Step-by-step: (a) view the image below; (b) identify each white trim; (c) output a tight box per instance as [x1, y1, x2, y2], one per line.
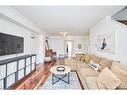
[0, 6, 44, 34]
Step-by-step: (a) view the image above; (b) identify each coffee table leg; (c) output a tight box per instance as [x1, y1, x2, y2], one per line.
[68, 73, 70, 84]
[52, 73, 61, 85]
[52, 73, 70, 85]
[52, 73, 54, 85]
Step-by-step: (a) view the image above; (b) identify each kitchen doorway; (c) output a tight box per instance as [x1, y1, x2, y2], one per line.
[64, 40, 74, 58]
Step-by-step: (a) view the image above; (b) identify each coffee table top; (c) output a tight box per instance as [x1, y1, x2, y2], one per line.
[50, 65, 71, 75]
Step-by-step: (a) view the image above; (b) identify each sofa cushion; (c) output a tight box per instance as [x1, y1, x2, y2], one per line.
[65, 59, 80, 66]
[69, 65, 77, 70]
[90, 55, 102, 63]
[86, 77, 99, 89]
[80, 68, 100, 78]
[77, 63, 89, 70]
[84, 54, 92, 63]
[96, 67, 121, 89]
[111, 62, 127, 89]
[111, 61, 127, 72]
[65, 59, 75, 64]
[75, 54, 82, 61]
[98, 58, 112, 71]
[80, 55, 86, 61]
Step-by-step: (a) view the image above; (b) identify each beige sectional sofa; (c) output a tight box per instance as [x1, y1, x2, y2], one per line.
[65, 54, 127, 89]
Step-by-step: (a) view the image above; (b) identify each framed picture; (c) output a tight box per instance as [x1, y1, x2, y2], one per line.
[78, 44, 82, 50]
[97, 32, 115, 53]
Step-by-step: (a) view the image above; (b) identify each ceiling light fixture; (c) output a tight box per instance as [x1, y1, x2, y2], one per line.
[59, 32, 67, 37]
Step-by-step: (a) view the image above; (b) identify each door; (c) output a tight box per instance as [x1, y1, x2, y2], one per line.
[64, 40, 74, 58]
[30, 34, 36, 54]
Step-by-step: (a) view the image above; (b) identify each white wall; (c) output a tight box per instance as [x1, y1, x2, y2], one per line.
[90, 17, 127, 64]
[36, 34, 45, 64]
[49, 38, 64, 57]
[0, 16, 31, 60]
[0, 7, 45, 64]
[0, 6, 42, 34]
[0, 15, 44, 63]
[74, 38, 89, 54]
[48, 35, 89, 57]
[119, 22, 127, 64]
[0, 9, 45, 89]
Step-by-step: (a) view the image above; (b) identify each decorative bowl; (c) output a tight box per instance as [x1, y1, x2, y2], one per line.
[56, 66, 65, 72]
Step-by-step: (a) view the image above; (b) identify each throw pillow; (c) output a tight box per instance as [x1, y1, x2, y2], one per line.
[84, 54, 92, 63]
[111, 62, 127, 89]
[98, 58, 112, 71]
[90, 55, 102, 63]
[89, 61, 100, 71]
[75, 54, 82, 61]
[96, 67, 121, 89]
[80, 55, 86, 61]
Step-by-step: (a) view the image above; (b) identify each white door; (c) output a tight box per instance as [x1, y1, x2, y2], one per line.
[30, 34, 36, 54]
[64, 40, 74, 58]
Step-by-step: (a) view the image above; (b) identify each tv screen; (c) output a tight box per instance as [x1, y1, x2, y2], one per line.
[0, 33, 24, 56]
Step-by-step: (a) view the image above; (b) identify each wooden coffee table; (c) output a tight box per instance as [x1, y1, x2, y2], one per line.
[50, 65, 71, 85]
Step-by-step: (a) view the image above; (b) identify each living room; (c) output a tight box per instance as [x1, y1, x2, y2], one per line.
[0, 4, 127, 93]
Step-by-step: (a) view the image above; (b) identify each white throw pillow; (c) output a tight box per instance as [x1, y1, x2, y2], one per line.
[89, 61, 100, 72]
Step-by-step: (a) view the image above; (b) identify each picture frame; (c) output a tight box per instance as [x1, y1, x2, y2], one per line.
[78, 44, 82, 50]
[97, 32, 116, 53]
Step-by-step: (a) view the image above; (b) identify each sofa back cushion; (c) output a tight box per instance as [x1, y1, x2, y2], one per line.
[98, 58, 112, 71]
[80, 55, 86, 61]
[111, 62, 127, 89]
[96, 67, 121, 89]
[75, 54, 82, 61]
[90, 55, 102, 63]
[84, 54, 92, 63]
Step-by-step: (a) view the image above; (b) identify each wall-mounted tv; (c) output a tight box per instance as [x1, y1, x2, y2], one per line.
[0, 33, 24, 56]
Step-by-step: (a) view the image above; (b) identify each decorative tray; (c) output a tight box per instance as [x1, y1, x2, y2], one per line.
[56, 66, 65, 72]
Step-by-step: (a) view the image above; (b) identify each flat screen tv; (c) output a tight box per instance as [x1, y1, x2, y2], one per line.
[0, 33, 24, 56]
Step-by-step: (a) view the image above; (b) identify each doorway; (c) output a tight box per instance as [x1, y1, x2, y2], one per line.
[64, 40, 74, 58]
[30, 35, 36, 54]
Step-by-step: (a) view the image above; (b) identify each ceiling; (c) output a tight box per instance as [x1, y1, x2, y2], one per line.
[13, 6, 124, 36]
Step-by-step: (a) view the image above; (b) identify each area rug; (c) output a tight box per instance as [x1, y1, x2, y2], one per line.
[39, 72, 81, 90]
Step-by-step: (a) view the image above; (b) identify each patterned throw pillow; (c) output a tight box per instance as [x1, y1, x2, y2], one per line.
[80, 55, 86, 61]
[84, 54, 92, 63]
[89, 61, 100, 71]
[75, 54, 82, 61]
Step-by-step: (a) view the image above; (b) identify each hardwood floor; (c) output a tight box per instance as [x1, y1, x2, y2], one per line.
[11, 60, 56, 90]
[11, 58, 84, 90]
